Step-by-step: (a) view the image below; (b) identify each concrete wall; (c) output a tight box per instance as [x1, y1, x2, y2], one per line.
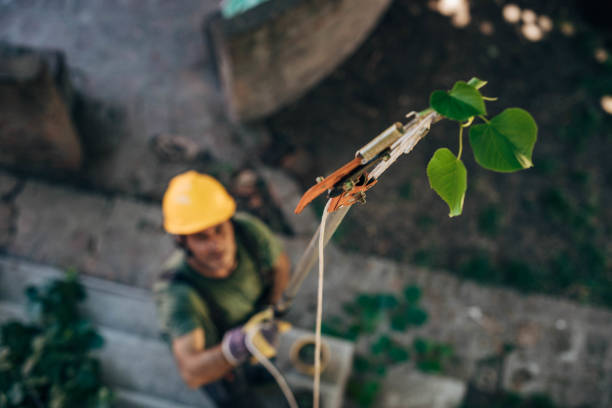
[210, 0, 392, 120]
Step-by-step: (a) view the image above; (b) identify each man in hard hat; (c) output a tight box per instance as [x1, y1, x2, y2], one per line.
[154, 170, 290, 407]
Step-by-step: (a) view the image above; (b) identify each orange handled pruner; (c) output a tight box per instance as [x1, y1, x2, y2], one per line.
[294, 111, 441, 214]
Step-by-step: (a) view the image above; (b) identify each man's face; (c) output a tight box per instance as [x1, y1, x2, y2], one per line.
[184, 220, 237, 278]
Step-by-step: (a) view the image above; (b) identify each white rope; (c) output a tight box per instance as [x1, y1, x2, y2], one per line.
[314, 199, 331, 408]
[244, 328, 298, 408]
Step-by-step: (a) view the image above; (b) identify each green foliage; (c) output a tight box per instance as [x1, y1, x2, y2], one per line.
[430, 81, 487, 121]
[461, 390, 563, 408]
[0, 272, 113, 408]
[477, 205, 501, 236]
[398, 181, 412, 200]
[427, 148, 467, 217]
[412, 249, 437, 267]
[413, 337, 453, 373]
[427, 79, 538, 216]
[347, 378, 381, 408]
[469, 108, 537, 172]
[323, 285, 452, 407]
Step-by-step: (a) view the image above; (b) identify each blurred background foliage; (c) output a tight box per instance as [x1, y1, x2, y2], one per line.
[0, 272, 112, 408]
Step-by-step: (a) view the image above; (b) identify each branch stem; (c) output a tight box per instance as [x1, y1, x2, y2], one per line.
[478, 115, 490, 124]
[457, 124, 464, 160]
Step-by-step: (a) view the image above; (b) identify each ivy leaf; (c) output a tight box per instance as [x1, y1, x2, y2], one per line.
[376, 294, 399, 309]
[430, 81, 486, 121]
[469, 108, 538, 172]
[390, 313, 408, 332]
[406, 306, 428, 326]
[426, 148, 467, 217]
[371, 335, 392, 355]
[403, 286, 422, 303]
[388, 345, 410, 363]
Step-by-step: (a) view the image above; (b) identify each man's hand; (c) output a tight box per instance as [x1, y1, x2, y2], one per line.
[221, 308, 290, 366]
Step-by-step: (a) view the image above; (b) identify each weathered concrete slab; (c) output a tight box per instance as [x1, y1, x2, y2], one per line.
[11, 181, 174, 287]
[114, 388, 204, 408]
[0, 257, 160, 338]
[381, 368, 466, 408]
[96, 328, 215, 407]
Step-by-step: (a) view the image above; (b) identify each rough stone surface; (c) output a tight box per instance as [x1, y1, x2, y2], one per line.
[0, 0, 245, 198]
[209, 0, 392, 120]
[282, 236, 612, 408]
[0, 171, 19, 197]
[381, 368, 466, 408]
[0, 44, 82, 171]
[259, 165, 318, 236]
[11, 181, 174, 287]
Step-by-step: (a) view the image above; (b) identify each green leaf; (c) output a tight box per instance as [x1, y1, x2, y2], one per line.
[406, 306, 428, 326]
[426, 148, 467, 217]
[388, 346, 410, 363]
[390, 313, 407, 331]
[469, 108, 538, 172]
[347, 379, 381, 408]
[467, 77, 487, 89]
[413, 338, 430, 355]
[403, 286, 422, 303]
[376, 294, 399, 309]
[371, 335, 392, 355]
[430, 81, 486, 121]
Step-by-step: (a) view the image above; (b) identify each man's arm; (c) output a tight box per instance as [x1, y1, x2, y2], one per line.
[268, 252, 291, 304]
[172, 328, 234, 388]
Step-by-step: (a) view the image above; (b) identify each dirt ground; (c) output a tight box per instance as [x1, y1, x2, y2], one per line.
[260, 0, 612, 306]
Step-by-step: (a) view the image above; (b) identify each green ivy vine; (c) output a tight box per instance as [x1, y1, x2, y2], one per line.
[322, 286, 453, 408]
[0, 271, 112, 408]
[424, 78, 538, 217]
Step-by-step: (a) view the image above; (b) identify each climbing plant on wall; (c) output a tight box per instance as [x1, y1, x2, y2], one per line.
[0, 271, 113, 408]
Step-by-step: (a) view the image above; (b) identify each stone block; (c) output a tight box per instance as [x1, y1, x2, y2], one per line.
[11, 181, 174, 287]
[208, 0, 392, 120]
[0, 43, 82, 171]
[96, 198, 175, 288]
[380, 368, 466, 408]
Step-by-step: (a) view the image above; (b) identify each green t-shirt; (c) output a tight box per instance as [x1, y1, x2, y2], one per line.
[154, 212, 283, 347]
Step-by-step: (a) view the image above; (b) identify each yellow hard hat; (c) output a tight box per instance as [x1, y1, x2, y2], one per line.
[162, 171, 236, 235]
